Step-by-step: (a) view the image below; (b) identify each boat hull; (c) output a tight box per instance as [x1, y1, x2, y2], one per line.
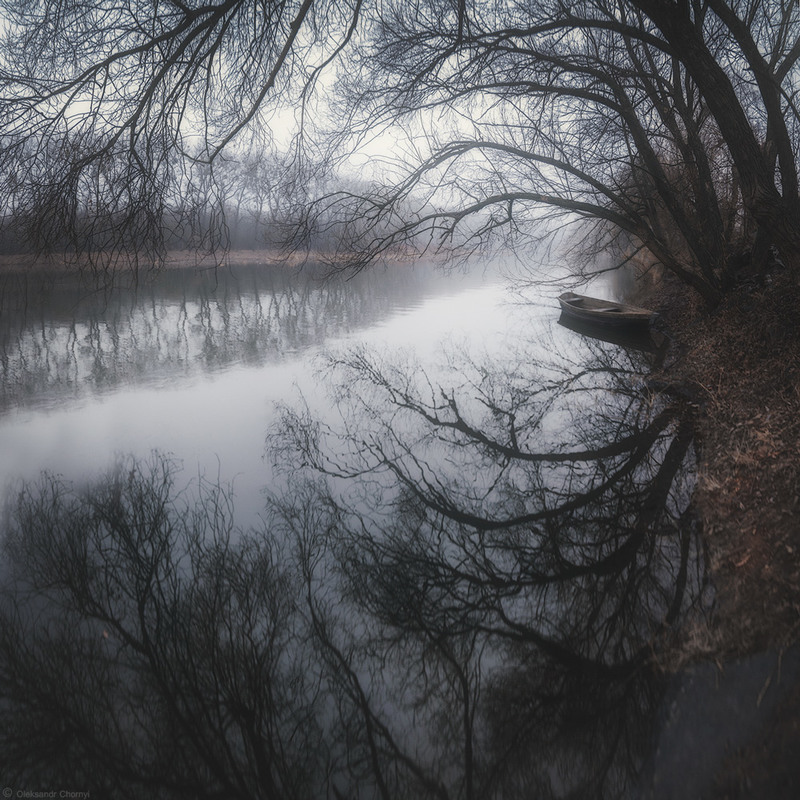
[558, 292, 656, 328]
[557, 316, 665, 353]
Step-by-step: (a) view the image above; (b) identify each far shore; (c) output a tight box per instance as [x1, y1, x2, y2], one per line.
[0, 247, 433, 277]
[0, 248, 324, 274]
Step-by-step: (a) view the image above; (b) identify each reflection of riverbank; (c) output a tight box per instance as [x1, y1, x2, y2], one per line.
[0, 260, 489, 414]
[639, 646, 800, 799]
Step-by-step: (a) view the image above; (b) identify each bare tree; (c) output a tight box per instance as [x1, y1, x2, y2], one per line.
[1, 1, 797, 299]
[0, 0, 363, 275]
[0, 453, 327, 798]
[298, 0, 800, 303]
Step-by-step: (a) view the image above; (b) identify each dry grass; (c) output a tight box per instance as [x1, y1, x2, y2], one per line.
[639, 270, 800, 796]
[649, 269, 800, 661]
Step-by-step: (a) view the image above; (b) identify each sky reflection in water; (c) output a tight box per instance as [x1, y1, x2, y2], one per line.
[0, 261, 707, 798]
[0, 262, 514, 520]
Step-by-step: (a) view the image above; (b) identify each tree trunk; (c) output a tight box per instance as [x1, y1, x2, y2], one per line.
[637, 0, 800, 275]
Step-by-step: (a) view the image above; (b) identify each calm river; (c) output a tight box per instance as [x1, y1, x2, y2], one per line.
[0, 261, 524, 521]
[0, 259, 707, 799]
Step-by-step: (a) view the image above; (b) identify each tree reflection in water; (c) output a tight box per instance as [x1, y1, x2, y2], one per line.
[270, 338, 704, 798]
[0, 335, 707, 799]
[0, 262, 478, 413]
[0, 454, 325, 798]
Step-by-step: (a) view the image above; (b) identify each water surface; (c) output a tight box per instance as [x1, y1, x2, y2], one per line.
[0, 260, 706, 798]
[0, 261, 511, 519]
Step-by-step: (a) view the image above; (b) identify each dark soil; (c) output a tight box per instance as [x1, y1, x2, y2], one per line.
[642, 267, 800, 797]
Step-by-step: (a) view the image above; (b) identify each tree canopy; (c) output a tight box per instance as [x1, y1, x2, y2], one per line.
[1, 0, 799, 301]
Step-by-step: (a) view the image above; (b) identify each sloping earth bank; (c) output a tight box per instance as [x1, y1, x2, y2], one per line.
[639, 267, 800, 798]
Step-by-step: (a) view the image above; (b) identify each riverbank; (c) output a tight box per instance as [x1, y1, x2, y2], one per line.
[0, 247, 419, 277]
[642, 267, 800, 797]
[0, 248, 311, 275]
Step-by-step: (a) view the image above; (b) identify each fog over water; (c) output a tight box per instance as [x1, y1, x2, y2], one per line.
[0, 261, 524, 522]
[0, 259, 708, 798]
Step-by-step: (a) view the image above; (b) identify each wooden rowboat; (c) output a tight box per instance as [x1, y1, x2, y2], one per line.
[558, 291, 657, 328]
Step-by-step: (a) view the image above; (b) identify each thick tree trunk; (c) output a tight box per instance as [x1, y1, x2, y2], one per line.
[636, 0, 800, 275]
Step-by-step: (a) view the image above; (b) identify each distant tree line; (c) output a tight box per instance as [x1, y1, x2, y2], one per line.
[0, 1, 798, 296]
[0, 150, 288, 256]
